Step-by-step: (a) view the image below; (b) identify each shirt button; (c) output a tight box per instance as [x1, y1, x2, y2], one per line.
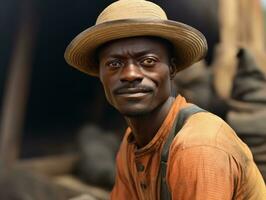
[136, 163, 145, 172]
[140, 182, 147, 190]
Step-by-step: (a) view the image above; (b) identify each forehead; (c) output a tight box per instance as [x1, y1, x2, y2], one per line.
[98, 36, 171, 58]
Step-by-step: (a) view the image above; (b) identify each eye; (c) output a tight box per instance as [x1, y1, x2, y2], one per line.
[140, 57, 157, 67]
[106, 60, 123, 69]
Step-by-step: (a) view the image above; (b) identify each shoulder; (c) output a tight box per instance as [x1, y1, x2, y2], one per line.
[167, 111, 266, 198]
[167, 136, 239, 199]
[170, 111, 253, 165]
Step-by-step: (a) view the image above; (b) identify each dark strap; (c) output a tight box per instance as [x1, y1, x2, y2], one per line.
[160, 105, 206, 200]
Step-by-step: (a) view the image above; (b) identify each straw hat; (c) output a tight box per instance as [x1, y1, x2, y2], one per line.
[64, 0, 208, 76]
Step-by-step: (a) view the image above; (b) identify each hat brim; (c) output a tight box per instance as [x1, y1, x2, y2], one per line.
[64, 19, 208, 76]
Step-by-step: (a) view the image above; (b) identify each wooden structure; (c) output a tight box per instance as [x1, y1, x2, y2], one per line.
[0, 0, 36, 167]
[213, 0, 266, 99]
[0, 0, 109, 199]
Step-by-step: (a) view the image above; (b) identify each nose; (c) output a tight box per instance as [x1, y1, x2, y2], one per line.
[120, 62, 143, 83]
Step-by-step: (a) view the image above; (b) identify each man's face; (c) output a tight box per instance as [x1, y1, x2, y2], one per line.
[98, 37, 175, 117]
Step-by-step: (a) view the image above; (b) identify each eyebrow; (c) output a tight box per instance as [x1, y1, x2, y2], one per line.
[106, 50, 157, 59]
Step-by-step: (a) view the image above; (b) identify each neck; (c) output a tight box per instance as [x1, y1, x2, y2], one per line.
[125, 96, 175, 148]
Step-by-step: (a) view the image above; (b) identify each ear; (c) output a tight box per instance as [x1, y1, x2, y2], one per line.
[169, 58, 178, 80]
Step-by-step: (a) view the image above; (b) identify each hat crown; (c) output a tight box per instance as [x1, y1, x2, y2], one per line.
[96, 0, 168, 25]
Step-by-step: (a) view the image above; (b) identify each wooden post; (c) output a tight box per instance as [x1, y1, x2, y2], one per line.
[0, 0, 37, 167]
[212, 0, 239, 99]
[245, 0, 265, 52]
[245, 0, 266, 75]
[212, 0, 266, 99]
[236, 0, 266, 74]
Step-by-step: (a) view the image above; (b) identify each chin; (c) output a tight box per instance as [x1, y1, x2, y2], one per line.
[118, 106, 152, 118]
[122, 110, 150, 118]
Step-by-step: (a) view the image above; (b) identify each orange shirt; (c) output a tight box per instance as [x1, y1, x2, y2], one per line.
[111, 95, 266, 200]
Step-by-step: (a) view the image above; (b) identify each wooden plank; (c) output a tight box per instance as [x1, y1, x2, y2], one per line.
[17, 153, 80, 177]
[0, 164, 80, 199]
[212, 0, 239, 99]
[212, 0, 266, 99]
[54, 175, 109, 200]
[0, 0, 37, 167]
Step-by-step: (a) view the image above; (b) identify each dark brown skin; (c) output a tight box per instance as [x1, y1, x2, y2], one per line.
[98, 37, 177, 147]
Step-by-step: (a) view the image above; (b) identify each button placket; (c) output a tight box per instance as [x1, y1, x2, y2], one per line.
[140, 181, 147, 190]
[136, 162, 145, 172]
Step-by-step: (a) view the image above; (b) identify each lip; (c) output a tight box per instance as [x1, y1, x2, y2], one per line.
[115, 87, 153, 95]
[117, 92, 151, 98]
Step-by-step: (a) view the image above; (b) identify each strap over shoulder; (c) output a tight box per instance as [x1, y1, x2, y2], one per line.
[160, 104, 206, 200]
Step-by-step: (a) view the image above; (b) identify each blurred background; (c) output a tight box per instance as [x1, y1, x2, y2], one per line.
[0, 0, 266, 199]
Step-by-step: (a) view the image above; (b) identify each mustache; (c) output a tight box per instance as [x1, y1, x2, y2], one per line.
[114, 85, 153, 95]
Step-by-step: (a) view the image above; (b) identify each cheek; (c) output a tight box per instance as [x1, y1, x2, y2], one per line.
[155, 70, 172, 99]
[99, 65, 122, 107]
[152, 66, 171, 90]
[99, 73, 113, 104]
[102, 81, 113, 103]
[100, 78, 120, 109]
[160, 76, 172, 96]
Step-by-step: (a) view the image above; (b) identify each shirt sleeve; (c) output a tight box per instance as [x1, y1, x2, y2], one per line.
[167, 146, 238, 200]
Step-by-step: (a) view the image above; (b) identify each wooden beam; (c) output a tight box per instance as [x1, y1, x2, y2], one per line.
[213, 0, 266, 99]
[17, 153, 80, 177]
[212, 0, 239, 99]
[0, 0, 37, 167]
[55, 175, 109, 200]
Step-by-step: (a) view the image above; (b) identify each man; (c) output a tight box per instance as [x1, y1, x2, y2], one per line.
[65, 0, 265, 199]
